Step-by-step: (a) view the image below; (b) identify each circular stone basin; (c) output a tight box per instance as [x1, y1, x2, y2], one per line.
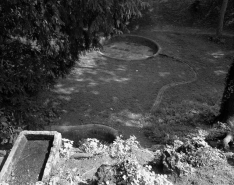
[46, 124, 119, 146]
[100, 35, 160, 60]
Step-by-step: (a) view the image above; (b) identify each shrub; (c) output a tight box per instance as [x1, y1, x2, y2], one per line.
[161, 136, 226, 176]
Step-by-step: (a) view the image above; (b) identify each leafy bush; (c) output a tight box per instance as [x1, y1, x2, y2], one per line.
[96, 159, 172, 185]
[0, 107, 27, 145]
[35, 135, 229, 185]
[161, 136, 226, 176]
[79, 138, 109, 155]
[80, 136, 173, 185]
[0, 0, 74, 107]
[59, 138, 74, 159]
[36, 136, 173, 185]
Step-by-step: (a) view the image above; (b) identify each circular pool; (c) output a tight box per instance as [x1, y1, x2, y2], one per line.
[100, 35, 160, 61]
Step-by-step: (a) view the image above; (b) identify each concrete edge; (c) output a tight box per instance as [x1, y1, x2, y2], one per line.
[42, 131, 62, 182]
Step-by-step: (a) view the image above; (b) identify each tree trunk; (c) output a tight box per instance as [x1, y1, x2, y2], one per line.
[216, 0, 229, 38]
[217, 60, 234, 149]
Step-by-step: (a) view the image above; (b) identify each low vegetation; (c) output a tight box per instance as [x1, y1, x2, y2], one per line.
[31, 134, 233, 185]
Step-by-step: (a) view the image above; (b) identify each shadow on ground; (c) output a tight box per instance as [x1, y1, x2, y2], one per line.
[41, 30, 234, 147]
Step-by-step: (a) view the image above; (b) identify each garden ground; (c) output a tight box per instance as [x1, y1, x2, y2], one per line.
[40, 27, 234, 146]
[36, 1, 234, 183]
[37, 26, 234, 184]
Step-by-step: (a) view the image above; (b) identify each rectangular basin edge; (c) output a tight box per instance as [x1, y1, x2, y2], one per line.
[0, 131, 62, 184]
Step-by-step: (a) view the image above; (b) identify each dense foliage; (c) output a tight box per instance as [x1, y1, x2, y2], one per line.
[0, 0, 148, 129]
[1, 1, 67, 104]
[202, 0, 234, 26]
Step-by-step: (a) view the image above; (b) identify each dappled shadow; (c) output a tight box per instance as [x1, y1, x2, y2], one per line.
[46, 49, 192, 147]
[51, 50, 192, 127]
[42, 31, 234, 148]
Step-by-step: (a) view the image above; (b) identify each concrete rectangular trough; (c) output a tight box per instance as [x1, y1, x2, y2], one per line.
[0, 131, 61, 184]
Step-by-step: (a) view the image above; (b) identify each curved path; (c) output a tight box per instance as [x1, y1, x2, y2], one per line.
[151, 53, 198, 112]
